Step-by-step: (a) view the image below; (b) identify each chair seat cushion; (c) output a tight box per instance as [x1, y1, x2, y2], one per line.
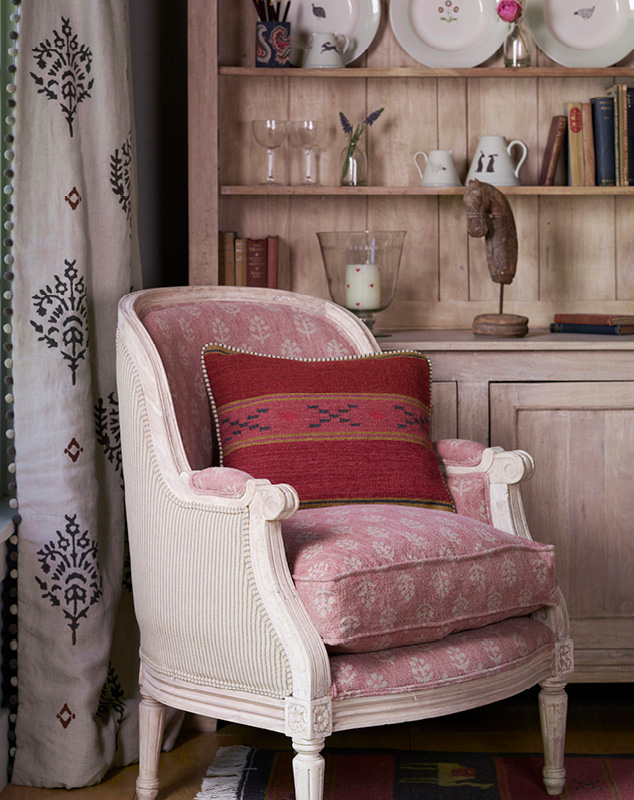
[329, 617, 554, 698]
[282, 505, 558, 653]
[201, 345, 455, 512]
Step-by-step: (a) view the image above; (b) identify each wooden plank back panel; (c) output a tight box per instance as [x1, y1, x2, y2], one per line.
[539, 196, 616, 301]
[196, 0, 634, 327]
[615, 195, 634, 300]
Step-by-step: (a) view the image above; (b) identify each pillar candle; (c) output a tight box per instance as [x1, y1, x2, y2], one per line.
[345, 263, 381, 310]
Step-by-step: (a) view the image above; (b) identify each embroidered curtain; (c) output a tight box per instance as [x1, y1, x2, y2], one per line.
[10, 1, 146, 786]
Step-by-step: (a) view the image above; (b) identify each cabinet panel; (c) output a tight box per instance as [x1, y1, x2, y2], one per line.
[490, 381, 634, 681]
[431, 381, 457, 442]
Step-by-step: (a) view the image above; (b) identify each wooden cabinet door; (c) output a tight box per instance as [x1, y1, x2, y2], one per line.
[431, 381, 458, 442]
[490, 381, 634, 682]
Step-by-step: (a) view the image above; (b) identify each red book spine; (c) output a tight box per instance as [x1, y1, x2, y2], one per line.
[246, 238, 267, 287]
[539, 115, 567, 186]
[553, 313, 634, 325]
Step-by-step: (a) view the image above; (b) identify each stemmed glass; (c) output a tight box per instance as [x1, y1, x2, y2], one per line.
[252, 119, 289, 185]
[290, 120, 326, 185]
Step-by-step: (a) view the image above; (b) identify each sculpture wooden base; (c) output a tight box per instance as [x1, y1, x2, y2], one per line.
[472, 313, 529, 338]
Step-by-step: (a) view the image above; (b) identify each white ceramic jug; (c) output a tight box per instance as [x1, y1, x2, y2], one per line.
[302, 32, 351, 68]
[465, 135, 528, 186]
[413, 149, 461, 186]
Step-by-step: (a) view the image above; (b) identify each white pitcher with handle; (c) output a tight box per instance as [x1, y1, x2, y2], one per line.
[465, 135, 528, 186]
[413, 149, 461, 186]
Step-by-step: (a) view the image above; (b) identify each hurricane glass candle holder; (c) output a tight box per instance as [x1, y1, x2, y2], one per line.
[316, 230, 406, 333]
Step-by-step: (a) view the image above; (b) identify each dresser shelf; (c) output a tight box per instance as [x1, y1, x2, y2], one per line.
[221, 185, 634, 196]
[220, 66, 634, 79]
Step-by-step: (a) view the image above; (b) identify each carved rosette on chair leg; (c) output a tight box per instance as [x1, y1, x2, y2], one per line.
[286, 696, 332, 800]
[538, 679, 569, 795]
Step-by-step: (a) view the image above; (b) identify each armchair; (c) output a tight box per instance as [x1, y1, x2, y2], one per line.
[116, 286, 573, 800]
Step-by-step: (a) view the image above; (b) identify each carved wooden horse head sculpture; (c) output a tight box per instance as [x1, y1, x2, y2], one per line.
[464, 179, 518, 286]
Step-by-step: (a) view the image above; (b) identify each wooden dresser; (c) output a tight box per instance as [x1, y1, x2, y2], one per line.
[188, 0, 634, 681]
[382, 329, 634, 683]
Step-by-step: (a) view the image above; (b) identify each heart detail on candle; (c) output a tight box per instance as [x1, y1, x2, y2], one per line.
[370, 284, 374, 288]
[356, 303, 361, 307]
[356, 268, 360, 272]
[346, 284, 350, 288]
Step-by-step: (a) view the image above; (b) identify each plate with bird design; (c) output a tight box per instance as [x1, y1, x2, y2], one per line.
[389, 0, 508, 67]
[287, 0, 381, 66]
[526, 0, 634, 66]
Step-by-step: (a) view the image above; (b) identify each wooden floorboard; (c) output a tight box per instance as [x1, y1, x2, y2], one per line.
[1, 684, 632, 799]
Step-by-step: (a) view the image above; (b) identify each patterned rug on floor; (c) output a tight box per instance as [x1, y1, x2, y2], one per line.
[196, 745, 634, 800]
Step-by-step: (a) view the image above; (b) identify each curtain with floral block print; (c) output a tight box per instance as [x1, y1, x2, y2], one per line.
[10, 1, 146, 787]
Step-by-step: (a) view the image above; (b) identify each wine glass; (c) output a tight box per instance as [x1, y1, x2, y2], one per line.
[290, 120, 326, 185]
[252, 119, 289, 185]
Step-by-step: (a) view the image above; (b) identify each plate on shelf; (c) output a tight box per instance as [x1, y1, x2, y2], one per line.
[525, 0, 634, 67]
[389, 0, 507, 68]
[287, 0, 381, 67]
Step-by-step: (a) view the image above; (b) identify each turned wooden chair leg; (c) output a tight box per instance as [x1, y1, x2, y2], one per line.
[292, 738, 326, 800]
[539, 679, 568, 796]
[136, 694, 167, 800]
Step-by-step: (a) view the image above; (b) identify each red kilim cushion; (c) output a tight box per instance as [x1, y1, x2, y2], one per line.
[201, 345, 455, 511]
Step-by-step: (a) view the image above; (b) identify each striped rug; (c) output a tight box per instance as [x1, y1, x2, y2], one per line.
[197, 745, 634, 799]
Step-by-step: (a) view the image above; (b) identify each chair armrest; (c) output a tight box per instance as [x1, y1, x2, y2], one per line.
[436, 440, 573, 674]
[188, 467, 253, 499]
[117, 332, 331, 710]
[434, 438, 535, 540]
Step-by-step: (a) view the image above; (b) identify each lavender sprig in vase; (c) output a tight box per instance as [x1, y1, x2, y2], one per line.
[339, 107, 384, 186]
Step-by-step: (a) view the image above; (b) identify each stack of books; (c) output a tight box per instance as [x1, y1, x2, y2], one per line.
[539, 84, 634, 187]
[218, 231, 279, 288]
[550, 313, 634, 335]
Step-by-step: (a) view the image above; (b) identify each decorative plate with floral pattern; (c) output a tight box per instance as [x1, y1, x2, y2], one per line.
[389, 0, 507, 67]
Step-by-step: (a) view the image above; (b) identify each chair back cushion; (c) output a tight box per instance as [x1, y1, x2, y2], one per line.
[140, 298, 364, 469]
[282, 504, 558, 653]
[202, 345, 455, 512]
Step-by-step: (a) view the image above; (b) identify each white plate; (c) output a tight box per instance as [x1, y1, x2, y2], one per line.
[526, 0, 634, 67]
[389, 0, 507, 68]
[288, 0, 381, 67]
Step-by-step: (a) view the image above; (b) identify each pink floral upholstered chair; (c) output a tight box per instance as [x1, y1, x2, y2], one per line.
[116, 286, 573, 800]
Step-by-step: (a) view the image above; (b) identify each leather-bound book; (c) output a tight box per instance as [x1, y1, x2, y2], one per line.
[591, 96, 616, 186]
[246, 238, 268, 287]
[539, 115, 567, 186]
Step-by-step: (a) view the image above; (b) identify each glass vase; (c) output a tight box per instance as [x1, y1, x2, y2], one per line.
[340, 141, 367, 186]
[503, 17, 531, 68]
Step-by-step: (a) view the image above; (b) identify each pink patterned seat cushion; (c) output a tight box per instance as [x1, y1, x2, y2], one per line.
[330, 617, 554, 698]
[282, 505, 558, 653]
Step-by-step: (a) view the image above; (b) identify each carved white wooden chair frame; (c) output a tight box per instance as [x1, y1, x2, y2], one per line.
[116, 286, 573, 800]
